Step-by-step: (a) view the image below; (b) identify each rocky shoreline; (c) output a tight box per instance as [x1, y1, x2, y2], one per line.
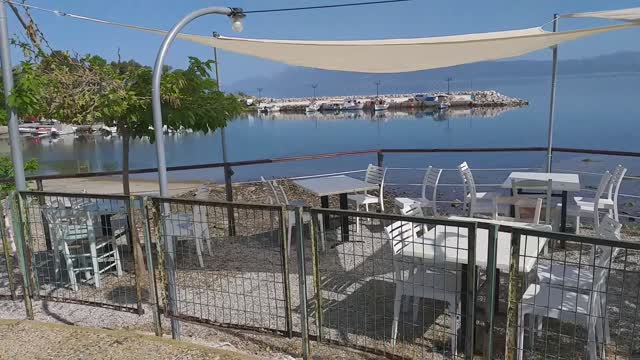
[257, 90, 528, 113]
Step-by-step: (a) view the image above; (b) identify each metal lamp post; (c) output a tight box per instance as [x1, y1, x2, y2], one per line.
[545, 14, 559, 172]
[150, 6, 245, 340]
[0, 3, 26, 190]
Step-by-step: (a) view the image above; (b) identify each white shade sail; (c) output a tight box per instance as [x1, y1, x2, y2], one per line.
[563, 8, 640, 22]
[70, 7, 640, 73]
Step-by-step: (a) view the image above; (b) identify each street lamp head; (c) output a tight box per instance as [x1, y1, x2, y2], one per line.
[229, 8, 246, 32]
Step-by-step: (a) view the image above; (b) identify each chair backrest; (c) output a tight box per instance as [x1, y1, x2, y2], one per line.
[511, 178, 553, 225]
[457, 162, 477, 214]
[195, 185, 209, 201]
[45, 209, 95, 246]
[607, 165, 627, 204]
[593, 171, 613, 229]
[364, 164, 387, 208]
[597, 214, 622, 240]
[385, 218, 422, 255]
[261, 176, 289, 205]
[364, 164, 385, 186]
[421, 166, 442, 215]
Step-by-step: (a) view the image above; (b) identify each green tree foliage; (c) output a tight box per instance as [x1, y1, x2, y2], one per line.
[0, 157, 38, 196]
[1, 40, 243, 194]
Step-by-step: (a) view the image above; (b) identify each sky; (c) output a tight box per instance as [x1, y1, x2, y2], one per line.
[6, 0, 640, 86]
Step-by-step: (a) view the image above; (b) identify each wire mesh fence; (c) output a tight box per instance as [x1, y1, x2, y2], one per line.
[16, 191, 144, 312]
[150, 197, 292, 335]
[306, 207, 478, 359]
[4, 189, 640, 359]
[508, 225, 640, 360]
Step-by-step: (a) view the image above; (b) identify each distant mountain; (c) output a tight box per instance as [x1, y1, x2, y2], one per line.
[228, 51, 640, 98]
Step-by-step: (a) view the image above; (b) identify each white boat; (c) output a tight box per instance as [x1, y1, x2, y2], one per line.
[305, 102, 320, 112]
[416, 94, 450, 108]
[258, 103, 281, 113]
[99, 125, 118, 136]
[341, 99, 364, 111]
[374, 99, 390, 111]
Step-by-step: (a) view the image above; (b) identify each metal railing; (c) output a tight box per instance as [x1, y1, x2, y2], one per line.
[2, 191, 640, 359]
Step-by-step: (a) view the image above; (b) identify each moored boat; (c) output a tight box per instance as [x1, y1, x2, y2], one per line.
[305, 102, 320, 112]
[342, 99, 364, 111]
[374, 98, 390, 111]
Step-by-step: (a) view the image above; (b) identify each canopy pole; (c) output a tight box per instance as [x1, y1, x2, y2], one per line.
[545, 14, 559, 172]
[0, 3, 26, 190]
[150, 6, 242, 340]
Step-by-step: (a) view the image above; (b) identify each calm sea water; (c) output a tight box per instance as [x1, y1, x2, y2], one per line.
[3, 73, 640, 192]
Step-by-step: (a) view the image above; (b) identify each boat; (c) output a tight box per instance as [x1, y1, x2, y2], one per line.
[305, 102, 320, 113]
[320, 103, 342, 112]
[374, 98, 390, 111]
[341, 99, 364, 111]
[257, 103, 281, 113]
[415, 94, 450, 108]
[99, 125, 118, 136]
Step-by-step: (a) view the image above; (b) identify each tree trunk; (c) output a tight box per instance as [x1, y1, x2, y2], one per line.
[120, 124, 148, 311]
[121, 125, 131, 196]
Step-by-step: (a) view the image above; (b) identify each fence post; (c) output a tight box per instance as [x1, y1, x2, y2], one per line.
[17, 192, 38, 300]
[159, 200, 181, 339]
[465, 223, 477, 359]
[147, 199, 167, 314]
[377, 151, 384, 168]
[295, 207, 310, 359]
[310, 211, 323, 342]
[505, 229, 522, 360]
[484, 224, 499, 359]
[9, 192, 33, 319]
[0, 201, 15, 300]
[128, 196, 147, 315]
[141, 197, 163, 336]
[278, 206, 293, 338]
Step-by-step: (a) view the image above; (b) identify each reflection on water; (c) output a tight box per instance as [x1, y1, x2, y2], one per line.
[2, 74, 640, 182]
[247, 106, 522, 122]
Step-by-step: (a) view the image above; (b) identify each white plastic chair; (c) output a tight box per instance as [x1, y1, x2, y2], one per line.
[46, 209, 123, 291]
[457, 162, 497, 218]
[348, 164, 386, 233]
[387, 205, 462, 354]
[394, 166, 442, 216]
[565, 171, 612, 234]
[573, 165, 627, 221]
[520, 215, 621, 360]
[493, 179, 552, 249]
[163, 185, 211, 268]
[261, 177, 318, 254]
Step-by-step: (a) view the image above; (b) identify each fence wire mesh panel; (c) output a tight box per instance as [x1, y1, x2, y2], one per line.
[505, 227, 640, 360]
[19, 191, 141, 311]
[153, 197, 291, 334]
[307, 207, 477, 359]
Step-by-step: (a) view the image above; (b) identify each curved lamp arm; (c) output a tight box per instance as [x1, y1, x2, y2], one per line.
[151, 7, 241, 196]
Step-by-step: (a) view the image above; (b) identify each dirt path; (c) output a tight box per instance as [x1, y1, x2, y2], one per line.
[0, 319, 255, 360]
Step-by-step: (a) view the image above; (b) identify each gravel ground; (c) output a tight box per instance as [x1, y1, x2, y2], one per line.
[0, 319, 254, 360]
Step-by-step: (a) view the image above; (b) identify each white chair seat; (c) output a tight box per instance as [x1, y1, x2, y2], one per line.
[563, 202, 595, 216]
[466, 192, 496, 201]
[522, 284, 593, 320]
[163, 213, 195, 237]
[396, 268, 461, 299]
[394, 197, 433, 211]
[348, 193, 379, 206]
[574, 197, 614, 209]
[536, 263, 594, 291]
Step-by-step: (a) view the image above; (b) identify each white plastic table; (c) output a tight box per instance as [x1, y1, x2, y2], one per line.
[407, 216, 550, 350]
[294, 175, 378, 241]
[502, 172, 580, 232]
